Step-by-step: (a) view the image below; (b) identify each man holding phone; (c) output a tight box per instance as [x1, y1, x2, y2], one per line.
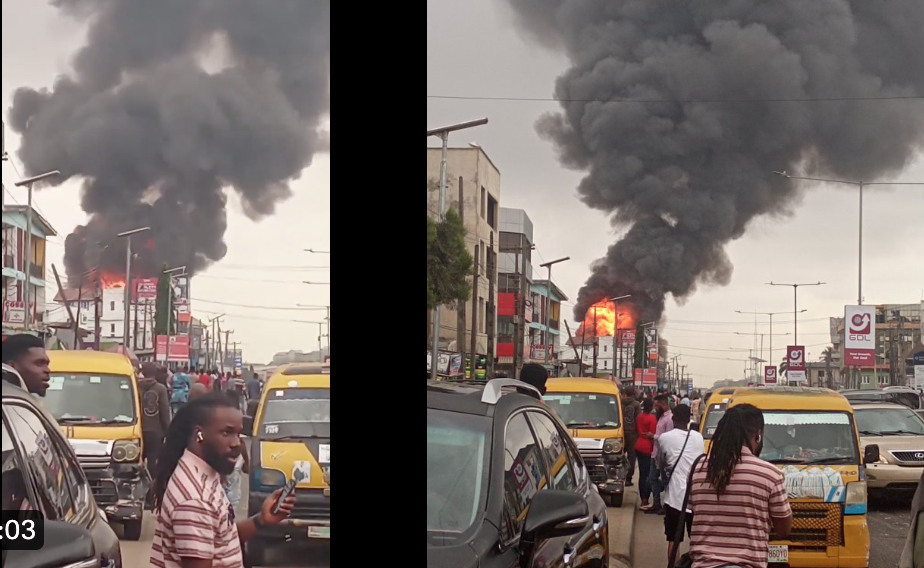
[150, 393, 297, 568]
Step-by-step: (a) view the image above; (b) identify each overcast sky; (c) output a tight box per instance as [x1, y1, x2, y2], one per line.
[2, 0, 330, 364]
[428, 0, 924, 387]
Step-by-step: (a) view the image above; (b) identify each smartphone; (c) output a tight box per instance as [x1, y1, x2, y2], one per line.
[272, 479, 297, 515]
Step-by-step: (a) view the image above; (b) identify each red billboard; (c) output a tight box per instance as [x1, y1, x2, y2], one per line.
[764, 366, 778, 385]
[619, 330, 636, 347]
[156, 335, 190, 363]
[133, 278, 158, 303]
[633, 368, 657, 386]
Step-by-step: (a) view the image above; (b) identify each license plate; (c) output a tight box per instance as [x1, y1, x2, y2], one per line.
[768, 544, 788, 563]
[308, 527, 330, 539]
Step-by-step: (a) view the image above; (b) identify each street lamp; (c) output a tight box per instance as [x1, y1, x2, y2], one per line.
[539, 257, 570, 365]
[765, 283, 824, 345]
[608, 295, 631, 380]
[305, 249, 330, 254]
[117, 227, 151, 348]
[14, 170, 60, 330]
[428, 117, 489, 381]
[303, 281, 331, 285]
[735, 309, 802, 377]
[774, 171, 923, 305]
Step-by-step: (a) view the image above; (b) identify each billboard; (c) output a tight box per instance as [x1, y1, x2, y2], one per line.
[618, 330, 636, 347]
[645, 329, 659, 360]
[633, 368, 658, 387]
[172, 275, 192, 324]
[787, 345, 806, 383]
[844, 305, 876, 366]
[156, 335, 191, 363]
[764, 366, 778, 385]
[3, 301, 25, 324]
[133, 278, 158, 303]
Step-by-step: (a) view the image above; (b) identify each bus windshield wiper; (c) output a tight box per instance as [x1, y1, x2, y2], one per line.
[805, 457, 854, 465]
[878, 430, 922, 436]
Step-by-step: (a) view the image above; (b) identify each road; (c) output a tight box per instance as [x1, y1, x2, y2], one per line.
[120, 473, 330, 567]
[868, 491, 912, 568]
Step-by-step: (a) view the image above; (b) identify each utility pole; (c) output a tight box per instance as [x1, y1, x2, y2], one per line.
[456, 176, 466, 375]
[14, 171, 60, 331]
[592, 308, 599, 377]
[428, 118, 489, 382]
[117, 227, 150, 348]
[766, 282, 825, 345]
[469, 243, 480, 377]
[540, 257, 570, 366]
[486, 232, 496, 380]
[94, 275, 102, 350]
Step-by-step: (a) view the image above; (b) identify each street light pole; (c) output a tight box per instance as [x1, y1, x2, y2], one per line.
[14, 171, 61, 331]
[164, 266, 187, 338]
[539, 257, 570, 366]
[117, 227, 150, 348]
[427, 118, 489, 381]
[608, 295, 631, 381]
[766, 283, 825, 345]
[735, 309, 802, 379]
[774, 171, 923, 305]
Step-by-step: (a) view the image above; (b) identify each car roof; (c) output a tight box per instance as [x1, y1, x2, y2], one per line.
[546, 377, 620, 394]
[48, 350, 137, 374]
[265, 365, 330, 390]
[850, 401, 914, 411]
[729, 386, 852, 412]
[427, 380, 543, 416]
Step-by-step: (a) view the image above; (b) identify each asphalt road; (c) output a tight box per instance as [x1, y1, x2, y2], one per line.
[868, 491, 912, 568]
[120, 473, 330, 567]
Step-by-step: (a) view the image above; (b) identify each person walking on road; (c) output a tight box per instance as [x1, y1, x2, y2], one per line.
[150, 393, 296, 568]
[645, 394, 674, 515]
[687, 404, 792, 568]
[658, 404, 704, 564]
[622, 386, 642, 487]
[636, 397, 658, 510]
[171, 366, 191, 415]
[140, 362, 172, 476]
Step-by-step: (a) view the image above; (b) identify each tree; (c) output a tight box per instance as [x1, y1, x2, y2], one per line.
[821, 346, 835, 389]
[155, 266, 175, 336]
[427, 209, 473, 311]
[633, 325, 648, 371]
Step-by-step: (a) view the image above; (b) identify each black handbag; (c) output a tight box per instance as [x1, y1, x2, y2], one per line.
[667, 453, 706, 568]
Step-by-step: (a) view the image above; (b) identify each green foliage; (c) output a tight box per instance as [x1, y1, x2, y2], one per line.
[427, 208, 473, 310]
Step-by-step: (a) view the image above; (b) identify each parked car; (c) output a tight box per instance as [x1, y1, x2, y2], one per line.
[3, 521, 99, 568]
[842, 388, 921, 410]
[427, 379, 609, 568]
[1, 379, 122, 568]
[853, 402, 924, 492]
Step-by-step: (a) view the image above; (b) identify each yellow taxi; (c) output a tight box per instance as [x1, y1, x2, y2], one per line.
[699, 387, 740, 453]
[45, 350, 149, 540]
[727, 386, 874, 567]
[244, 362, 331, 564]
[543, 377, 627, 506]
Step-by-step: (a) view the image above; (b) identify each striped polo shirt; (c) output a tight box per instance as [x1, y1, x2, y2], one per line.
[688, 447, 791, 568]
[150, 450, 243, 568]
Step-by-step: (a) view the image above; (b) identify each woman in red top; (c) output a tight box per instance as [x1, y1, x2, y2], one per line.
[635, 397, 658, 510]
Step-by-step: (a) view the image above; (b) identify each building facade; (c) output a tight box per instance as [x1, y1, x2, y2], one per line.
[495, 208, 533, 374]
[427, 146, 501, 359]
[2, 203, 57, 332]
[832, 303, 922, 389]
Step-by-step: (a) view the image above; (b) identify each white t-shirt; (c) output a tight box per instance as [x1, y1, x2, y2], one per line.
[659, 428, 705, 513]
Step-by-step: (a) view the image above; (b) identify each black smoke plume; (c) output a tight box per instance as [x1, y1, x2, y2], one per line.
[9, 0, 330, 281]
[504, 0, 924, 322]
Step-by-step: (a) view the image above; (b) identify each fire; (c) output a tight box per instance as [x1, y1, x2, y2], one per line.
[98, 270, 127, 289]
[575, 299, 637, 339]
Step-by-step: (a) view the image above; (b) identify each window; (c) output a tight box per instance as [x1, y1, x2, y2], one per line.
[481, 187, 486, 219]
[529, 412, 576, 492]
[487, 194, 498, 229]
[4, 404, 78, 522]
[480, 240, 485, 270]
[110, 301, 115, 311]
[111, 323, 116, 334]
[603, 360, 608, 369]
[501, 413, 547, 542]
[861, 375, 870, 385]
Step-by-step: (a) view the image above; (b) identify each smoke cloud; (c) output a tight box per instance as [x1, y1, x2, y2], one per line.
[504, 0, 924, 322]
[9, 0, 330, 281]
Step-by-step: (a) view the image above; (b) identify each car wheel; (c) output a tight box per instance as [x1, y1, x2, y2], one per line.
[245, 539, 266, 567]
[122, 520, 143, 541]
[605, 493, 623, 507]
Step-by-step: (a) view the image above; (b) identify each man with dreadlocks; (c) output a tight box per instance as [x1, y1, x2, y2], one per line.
[688, 404, 792, 568]
[150, 392, 296, 568]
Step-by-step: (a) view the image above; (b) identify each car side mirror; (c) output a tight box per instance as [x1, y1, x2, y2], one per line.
[243, 415, 255, 437]
[863, 444, 880, 464]
[4, 521, 95, 568]
[520, 490, 589, 565]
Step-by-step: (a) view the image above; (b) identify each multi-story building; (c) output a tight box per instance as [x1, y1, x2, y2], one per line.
[833, 303, 922, 389]
[48, 286, 156, 350]
[495, 208, 533, 375]
[426, 146, 500, 359]
[529, 279, 568, 366]
[2, 203, 57, 332]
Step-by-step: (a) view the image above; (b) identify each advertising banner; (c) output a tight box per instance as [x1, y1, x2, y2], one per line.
[132, 278, 158, 303]
[645, 329, 658, 359]
[787, 345, 806, 383]
[633, 368, 657, 386]
[619, 330, 636, 347]
[764, 366, 778, 385]
[2, 301, 25, 324]
[844, 305, 876, 366]
[156, 335, 191, 363]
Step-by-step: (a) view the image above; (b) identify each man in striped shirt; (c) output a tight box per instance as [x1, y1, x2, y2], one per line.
[150, 393, 295, 568]
[688, 403, 792, 568]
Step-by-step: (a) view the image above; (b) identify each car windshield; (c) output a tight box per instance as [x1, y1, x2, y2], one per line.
[262, 388, 330, 425]
[427, 408, 490, 547]
[702, 403, 727, 439]
[543, 392, 621, 429]
[760, 411, 858, 464]
[43, 374, 135, 425]
[855, 407, 924, 436]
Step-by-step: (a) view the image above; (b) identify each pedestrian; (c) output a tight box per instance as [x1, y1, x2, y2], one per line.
[687, 404, 792, 568]
[636, 397, 658, 511]
[690, 393, 702, 425]
[519, 362, 549, 395]
[899, 469, 923, 568]
[1, 334, 51, 399]
[645, 394, 674, 515]
[198, 367, 212, 391]
[139, 362, 172, 474]
[171, 366, 191, 415]
[189, 382, 210, 402]
[681, 393, 691, 407]
[622, 385, 642, 487]
[150, 393, 296, 568]
[657, 403, 705, 564]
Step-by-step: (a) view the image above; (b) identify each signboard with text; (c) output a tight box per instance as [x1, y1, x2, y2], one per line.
[619, 330, 636, 347]
[844, 305, 876, 366]
[156, 335, 191, 363]
[787, 345, 806, 383]
[132, 278, 158, 303]
[633, 368, 657, 387]
[764, 366, 778, 385]
[2, 301, 25, 324]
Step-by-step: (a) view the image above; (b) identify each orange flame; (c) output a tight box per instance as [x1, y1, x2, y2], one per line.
[98, 270, 127, 290]
[575, 299, 637, 339]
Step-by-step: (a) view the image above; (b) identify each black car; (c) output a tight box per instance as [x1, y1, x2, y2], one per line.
[427, 379, 610, 568]
[1, 380, 122, 568]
